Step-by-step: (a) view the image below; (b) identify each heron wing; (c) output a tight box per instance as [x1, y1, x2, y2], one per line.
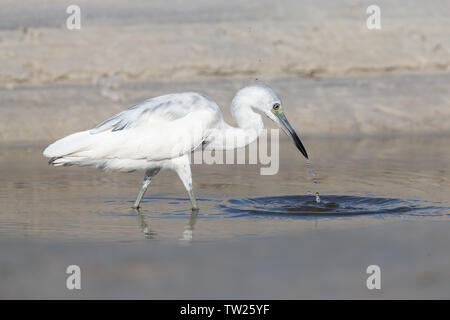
[82, 92, 221, 161]
[91, 94, 183, 134]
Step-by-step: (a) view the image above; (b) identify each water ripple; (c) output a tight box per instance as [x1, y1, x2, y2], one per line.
[219, 195, 450, 218]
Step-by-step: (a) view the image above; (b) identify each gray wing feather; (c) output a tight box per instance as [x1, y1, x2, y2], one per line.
[90, 93, 208, 134]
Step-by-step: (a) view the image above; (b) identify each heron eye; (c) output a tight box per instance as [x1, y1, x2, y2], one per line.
[273, 103, 280, 110]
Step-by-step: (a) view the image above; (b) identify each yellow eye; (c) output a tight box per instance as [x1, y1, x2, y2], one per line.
[273, 103, 280, 111]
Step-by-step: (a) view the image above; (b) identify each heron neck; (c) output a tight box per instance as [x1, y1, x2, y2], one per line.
[227, 102, 264, 148]
[206, 101, 264, 151]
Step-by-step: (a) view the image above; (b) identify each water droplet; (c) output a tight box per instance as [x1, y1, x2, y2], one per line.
[315, 192, 321, 204]
[305, 159, 320, 200]
[306, 160, 316, 178]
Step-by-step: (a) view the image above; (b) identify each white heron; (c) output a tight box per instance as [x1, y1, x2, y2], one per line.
[43, 84, 308, 210]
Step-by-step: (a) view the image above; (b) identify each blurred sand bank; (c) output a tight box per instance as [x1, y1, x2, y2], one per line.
[0, 0, 449, 142]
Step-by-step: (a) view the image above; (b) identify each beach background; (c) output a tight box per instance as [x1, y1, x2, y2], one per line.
[1, 0, 450, 142]
[0, 0, 450, 299]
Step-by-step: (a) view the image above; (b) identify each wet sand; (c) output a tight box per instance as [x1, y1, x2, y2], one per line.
[2, 74, 450, 143]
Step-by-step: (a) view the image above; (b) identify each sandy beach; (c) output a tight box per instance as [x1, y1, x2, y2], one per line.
[1, 0, 450, 141]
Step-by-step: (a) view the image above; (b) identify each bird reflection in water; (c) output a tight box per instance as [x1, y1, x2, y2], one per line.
[134, 208, 198, 241]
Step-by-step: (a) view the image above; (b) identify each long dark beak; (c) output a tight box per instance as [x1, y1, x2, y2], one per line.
[276, 112, 309, 159]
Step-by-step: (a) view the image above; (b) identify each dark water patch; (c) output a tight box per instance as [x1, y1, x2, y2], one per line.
[219, 195, 450, 218]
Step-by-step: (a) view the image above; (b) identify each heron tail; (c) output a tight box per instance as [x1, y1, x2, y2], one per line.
[43, 130, 93, 166]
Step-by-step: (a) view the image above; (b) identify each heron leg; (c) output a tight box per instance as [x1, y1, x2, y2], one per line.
[174, 156, 198, 210]
[133, 168, 160, 209]
[187, 189, 198, 211]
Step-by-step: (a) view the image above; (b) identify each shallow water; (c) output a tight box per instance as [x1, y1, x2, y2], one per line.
[221, 195, 448, 217]
[1, 135, 449, 242]
[1, 135, 450, 299]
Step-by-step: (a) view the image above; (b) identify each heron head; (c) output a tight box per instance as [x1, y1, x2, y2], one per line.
[234, 84, 309, 159]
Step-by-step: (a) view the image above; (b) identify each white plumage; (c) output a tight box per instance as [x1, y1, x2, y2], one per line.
[44, 93, 219, 168]
[43, 84, 308, 210]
